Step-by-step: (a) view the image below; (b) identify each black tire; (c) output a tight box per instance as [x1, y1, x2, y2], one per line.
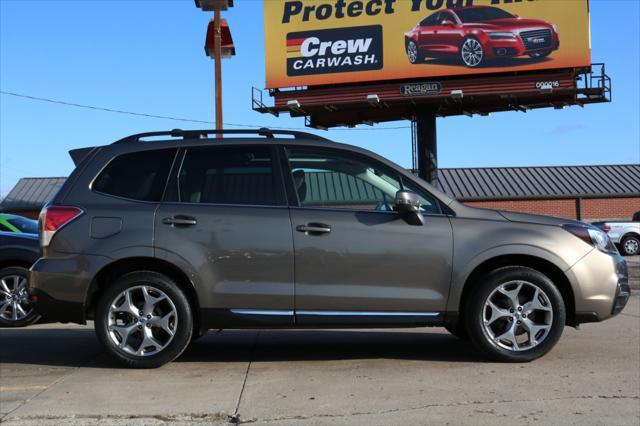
[620, 235, 640, 256]
[460, 37, 484, 68]
[528, 50, 552, 59]
[406, 40, 423, 64]
[95, 271, 193, 368]
[444, 323, 469, 340]
[465, 266, 566, 362]
[0, 266, 41, 327]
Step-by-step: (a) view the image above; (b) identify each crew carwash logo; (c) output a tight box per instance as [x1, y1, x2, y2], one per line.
[286, 25, 383, 76]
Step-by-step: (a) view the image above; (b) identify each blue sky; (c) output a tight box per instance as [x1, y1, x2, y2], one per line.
[1, 0, 638, 197]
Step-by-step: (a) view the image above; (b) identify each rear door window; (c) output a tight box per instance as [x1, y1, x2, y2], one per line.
[178, 145, 285, 206]
[92, 149, 177, 202]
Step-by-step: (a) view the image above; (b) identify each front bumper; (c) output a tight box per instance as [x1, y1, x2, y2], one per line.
[568, 250, 629, 324]
[483, 34, 560, 59]
[611, 260, 630, 316]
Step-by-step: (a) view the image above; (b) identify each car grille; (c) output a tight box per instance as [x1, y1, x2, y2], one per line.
[520, 29, 552, 50]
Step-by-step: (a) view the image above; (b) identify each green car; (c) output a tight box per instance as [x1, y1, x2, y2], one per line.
[0, 213, 38, 234]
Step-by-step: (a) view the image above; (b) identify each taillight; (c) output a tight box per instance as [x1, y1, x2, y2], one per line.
[602, 225, 611, 233]
[40, 205, 84, 247]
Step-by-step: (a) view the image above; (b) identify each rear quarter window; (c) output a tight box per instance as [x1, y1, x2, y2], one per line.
[92, 149, 176, 202]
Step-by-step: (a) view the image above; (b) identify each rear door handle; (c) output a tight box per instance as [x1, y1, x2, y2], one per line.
[296, 223, 331, 235]
[162, 215, 197, 227]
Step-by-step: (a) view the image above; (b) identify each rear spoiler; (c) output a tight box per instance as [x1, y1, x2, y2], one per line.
[68, 147, 96, 166]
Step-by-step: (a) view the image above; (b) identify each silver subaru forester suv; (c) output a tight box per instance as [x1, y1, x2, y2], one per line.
[29, 129, 630, 368]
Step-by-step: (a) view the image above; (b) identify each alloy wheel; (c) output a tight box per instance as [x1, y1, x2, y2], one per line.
[481, 280, 553, 352]
[407, 41, 418, 63]
[107, 285, 178, 357]
[0, 275, 34, 322]
[461, 38, 483, 67]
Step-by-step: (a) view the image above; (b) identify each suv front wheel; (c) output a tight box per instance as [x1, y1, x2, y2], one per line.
[95, 271, 193, 368]
[465, 266, 565, 362]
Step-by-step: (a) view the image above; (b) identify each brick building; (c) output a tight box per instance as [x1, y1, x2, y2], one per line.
[1, 164, 638, 222]
[438, 164, 639, 221]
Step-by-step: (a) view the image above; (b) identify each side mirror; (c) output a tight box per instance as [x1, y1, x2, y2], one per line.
[395, 190, 424, 226]
[442, 19, 455, 26]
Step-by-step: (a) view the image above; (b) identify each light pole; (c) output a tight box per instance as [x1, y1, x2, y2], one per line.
[195, 0, 235, 135]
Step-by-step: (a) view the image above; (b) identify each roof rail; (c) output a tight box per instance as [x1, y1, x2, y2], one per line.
[112, 128, 331, 144]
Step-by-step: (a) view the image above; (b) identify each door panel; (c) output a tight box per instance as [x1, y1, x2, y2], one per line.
[283, 146, 454, 314]
[419, 25, 437, 51]
[430, 12, 459, 53]
[154, 204, 294, 311]
[291, 208, 453, 312]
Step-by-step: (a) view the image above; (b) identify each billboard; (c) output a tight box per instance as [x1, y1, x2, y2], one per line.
[264, 0, 591, 89]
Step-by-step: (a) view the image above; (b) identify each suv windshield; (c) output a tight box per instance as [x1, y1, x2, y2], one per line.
[455, 7, 514, 23]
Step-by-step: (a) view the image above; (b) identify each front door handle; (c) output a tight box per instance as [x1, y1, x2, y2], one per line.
[162, 215, 197, 227]
[296, 223, 331, 235]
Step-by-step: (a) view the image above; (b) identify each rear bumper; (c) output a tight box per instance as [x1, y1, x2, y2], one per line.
[29, 254, 111, 324]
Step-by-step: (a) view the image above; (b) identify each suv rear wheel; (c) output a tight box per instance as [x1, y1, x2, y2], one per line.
[465, 266, 565, 362]
[95, 271, 193, 368]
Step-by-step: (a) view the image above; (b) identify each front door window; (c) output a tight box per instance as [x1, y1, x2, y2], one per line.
[286, 147, 439, 214]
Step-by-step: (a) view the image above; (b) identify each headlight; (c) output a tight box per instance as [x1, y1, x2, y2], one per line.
[489, 32, 517, 40]
[552, 24, 558, 33]
[562, 224, 618, 254]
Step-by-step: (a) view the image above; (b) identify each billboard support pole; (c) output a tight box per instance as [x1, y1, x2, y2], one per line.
[415, 107, 438, 186]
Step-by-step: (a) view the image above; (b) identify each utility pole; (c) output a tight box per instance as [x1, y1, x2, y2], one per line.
[213, 8, 223, 134]
[195, 0, 235, 136]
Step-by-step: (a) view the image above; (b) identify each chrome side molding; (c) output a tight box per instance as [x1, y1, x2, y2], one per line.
[296, 311, 441, 317]
[230, 309, 440, 317]
[230, 309, 294, 316]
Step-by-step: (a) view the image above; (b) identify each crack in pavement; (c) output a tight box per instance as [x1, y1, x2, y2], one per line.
[236, 394, 640, 424]
[1, 412, 228, 423]
[228, 330, 261, 424]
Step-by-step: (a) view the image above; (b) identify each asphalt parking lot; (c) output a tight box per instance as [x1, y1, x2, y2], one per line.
[1, 258, 639, 426]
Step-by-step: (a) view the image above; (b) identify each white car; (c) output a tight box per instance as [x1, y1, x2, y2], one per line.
[593, 220, 640, 256]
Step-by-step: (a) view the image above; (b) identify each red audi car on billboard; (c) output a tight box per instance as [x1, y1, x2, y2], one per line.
[405, 6, 560, 68]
